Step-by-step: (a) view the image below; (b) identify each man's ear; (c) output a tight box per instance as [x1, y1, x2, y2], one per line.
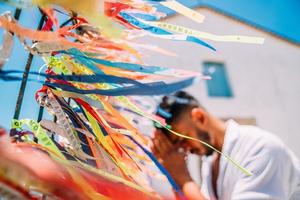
[191, 108, 207, 128]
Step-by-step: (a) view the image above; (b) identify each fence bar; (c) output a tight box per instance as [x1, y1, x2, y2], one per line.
[13, 14, 46, 120]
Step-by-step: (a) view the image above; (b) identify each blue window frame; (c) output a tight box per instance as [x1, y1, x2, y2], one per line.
[203, 62, 233, 97]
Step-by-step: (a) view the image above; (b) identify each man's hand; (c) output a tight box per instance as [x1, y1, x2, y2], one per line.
[151, 129, 192, 188]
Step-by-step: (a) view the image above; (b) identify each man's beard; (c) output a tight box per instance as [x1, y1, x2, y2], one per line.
[196, 128, 214, 156]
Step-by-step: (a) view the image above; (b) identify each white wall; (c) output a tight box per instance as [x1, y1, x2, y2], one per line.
[135, 7, 300, 182]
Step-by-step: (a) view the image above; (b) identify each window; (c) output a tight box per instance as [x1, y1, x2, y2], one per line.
[203, 62, 233, 97]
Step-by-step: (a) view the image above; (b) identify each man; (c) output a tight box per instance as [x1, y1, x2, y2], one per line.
[152, 91, 300, 200]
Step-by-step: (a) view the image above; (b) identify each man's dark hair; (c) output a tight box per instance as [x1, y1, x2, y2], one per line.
[156, 91, 202, 126]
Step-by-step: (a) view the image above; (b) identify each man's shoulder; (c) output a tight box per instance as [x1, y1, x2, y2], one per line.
[231, 123, 287, 159]
[239, 124, 283, 147]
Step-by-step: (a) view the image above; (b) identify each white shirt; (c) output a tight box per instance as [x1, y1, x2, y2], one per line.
[200, 120, 300, 200]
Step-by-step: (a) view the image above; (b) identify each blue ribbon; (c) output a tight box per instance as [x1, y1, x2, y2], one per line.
[120, 12, 171, 35]
[47, 74, 146, 85]
[44, 77, 195, 96]
[60, 48, 168, 74]
[119, 12, 216, 51]
[0, 70, 43, 83]
[131, 13, 160, 21]
[125, 134, 185, 198]
[1, 69, 196, 96]
[65, 50, 105, 75]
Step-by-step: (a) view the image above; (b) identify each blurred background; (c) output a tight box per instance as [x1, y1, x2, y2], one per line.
[138, 0, 300, 186]
[1, 0, 300, 188]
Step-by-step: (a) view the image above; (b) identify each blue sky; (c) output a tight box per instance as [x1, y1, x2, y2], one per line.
[0, 1, 299, 129]
[0, 4, 68, 129]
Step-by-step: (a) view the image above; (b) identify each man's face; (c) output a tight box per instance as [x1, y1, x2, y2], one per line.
[169, 119, 214, 156]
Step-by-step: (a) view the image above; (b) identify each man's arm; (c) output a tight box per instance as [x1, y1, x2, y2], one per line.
[183, 181, 207, 200]
[152, 130, 206, 200]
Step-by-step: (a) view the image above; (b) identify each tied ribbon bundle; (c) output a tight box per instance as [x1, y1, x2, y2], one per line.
[0, 0, 258, 199]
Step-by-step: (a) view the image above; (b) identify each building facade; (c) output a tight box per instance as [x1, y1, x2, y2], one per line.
[136, 7, 300, 184]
